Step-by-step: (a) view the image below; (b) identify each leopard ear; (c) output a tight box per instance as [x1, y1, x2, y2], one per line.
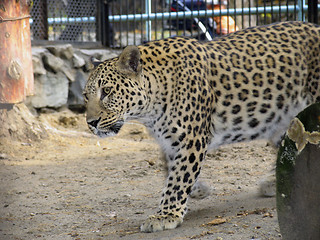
[117, 46, 141, 75]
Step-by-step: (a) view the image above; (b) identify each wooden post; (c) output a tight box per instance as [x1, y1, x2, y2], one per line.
[0, 0, 34, 105]
[277, 103, 320, 240]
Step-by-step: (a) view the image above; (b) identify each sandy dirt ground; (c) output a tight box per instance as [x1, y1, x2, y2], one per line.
[0, 105, 281, 240]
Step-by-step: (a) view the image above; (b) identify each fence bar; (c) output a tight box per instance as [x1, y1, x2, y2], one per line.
[30, 17, 96, 24]
[33, 4, 317, 25]
[298, 0, 306, 21]
[108, 5, 313, 23]
[145, 0, 152, 41]
[308, 0, 318, 23]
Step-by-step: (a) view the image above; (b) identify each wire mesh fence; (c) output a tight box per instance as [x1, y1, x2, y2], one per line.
[30, 0, 97, 42]
[30, 0, 319, 47]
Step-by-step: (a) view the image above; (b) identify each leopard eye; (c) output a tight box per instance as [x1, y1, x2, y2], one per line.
[103, 87, 112, 95]
[101, 87, 112, 100]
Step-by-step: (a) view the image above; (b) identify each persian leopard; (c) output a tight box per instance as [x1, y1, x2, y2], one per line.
[83, 21, 320, 232]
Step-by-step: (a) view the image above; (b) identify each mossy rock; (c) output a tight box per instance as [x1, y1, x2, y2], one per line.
[277, 103, 320, 240]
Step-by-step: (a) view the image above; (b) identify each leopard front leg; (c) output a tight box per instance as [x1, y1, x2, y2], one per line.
[141, 142, 207, 232]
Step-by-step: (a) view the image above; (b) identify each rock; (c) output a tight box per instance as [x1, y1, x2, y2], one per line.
[60, 64, 76, 82]
[42, 52, 64, 73]
[29, 45, 120, 111]
[61, 45, 74, 60]
[0, 153, 8, 159]
[31, 47, 48, 75]
[72, 53, 86, 68]
[79, 49, 103, 60]
[67, 69, 88, 112]
[83, 58, 95, 72]
[46, 44, 74, 60]
[30, 72, 69, 108]
[0, 103, 47, 141]
[101, 50, 119, 60]
[79, 49, 120, 72]
[32, 55, 46, 75]
[32, 47, 48, 57]
[80, 49, 119, 61]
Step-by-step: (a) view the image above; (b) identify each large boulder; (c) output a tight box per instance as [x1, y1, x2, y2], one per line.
[72, 53, 86, 68]
[67, 69, 88, 112]
[46, 44, 74, 60]
[30, 72, 69, 108]
[32, 55, 46, 75]
[29, 46, 120, 111]
[42, 51, 64, 73]
[32, 47, 48, 75]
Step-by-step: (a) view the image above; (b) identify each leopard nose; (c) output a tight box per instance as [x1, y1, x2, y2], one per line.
[87, 119, 100, 128]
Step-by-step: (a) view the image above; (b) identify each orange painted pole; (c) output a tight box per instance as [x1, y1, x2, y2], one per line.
[0, 0, 34, 104]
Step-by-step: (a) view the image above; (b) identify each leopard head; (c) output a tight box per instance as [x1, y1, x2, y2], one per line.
[83, 46, 146, 137]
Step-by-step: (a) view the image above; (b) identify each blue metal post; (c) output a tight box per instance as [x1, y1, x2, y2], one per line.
[108, 5, 312, 22]
[297, 0, 305, 21]
[145, 0, 152, 41]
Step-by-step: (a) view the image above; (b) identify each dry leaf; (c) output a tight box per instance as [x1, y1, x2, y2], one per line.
[207, 218, 227, 225]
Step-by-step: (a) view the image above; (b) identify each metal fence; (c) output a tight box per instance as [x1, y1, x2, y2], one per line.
[30, 0, 319, 48]
[31, 0, 97, 42]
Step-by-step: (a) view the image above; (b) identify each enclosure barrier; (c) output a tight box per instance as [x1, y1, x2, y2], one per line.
[30, 0, 319, 47]
[109, 5, 309, 22]
[107, 1, 318, 46]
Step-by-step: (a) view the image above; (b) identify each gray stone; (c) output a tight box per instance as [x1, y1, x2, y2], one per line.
[79, 49, 103, 60]
[32, 47, 48, 57]
[78, 49, 120, 72]
[67, 69, 88, 112]
[29, 45, 120, 110]
[30, 72, 69, 108]
[101, 50, 119, 61]
[80, 49, 120, 61]
[42, 52, 64, 73]
[61, 45, 74, 60]
[72, 53, 86, 68]
[83, 58, 94, 72]
[60, 64, 76, 82]
[46, 44, 74, 60]
[32, 55, 46, 75]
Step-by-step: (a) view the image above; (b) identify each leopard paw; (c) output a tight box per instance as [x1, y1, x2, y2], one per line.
[140, 214, 183, 232]
[190, 181, 212, 199]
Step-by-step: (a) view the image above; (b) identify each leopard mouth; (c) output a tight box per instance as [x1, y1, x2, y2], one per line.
[106, 120, 124, 134]
[88, 119, 124, 138]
